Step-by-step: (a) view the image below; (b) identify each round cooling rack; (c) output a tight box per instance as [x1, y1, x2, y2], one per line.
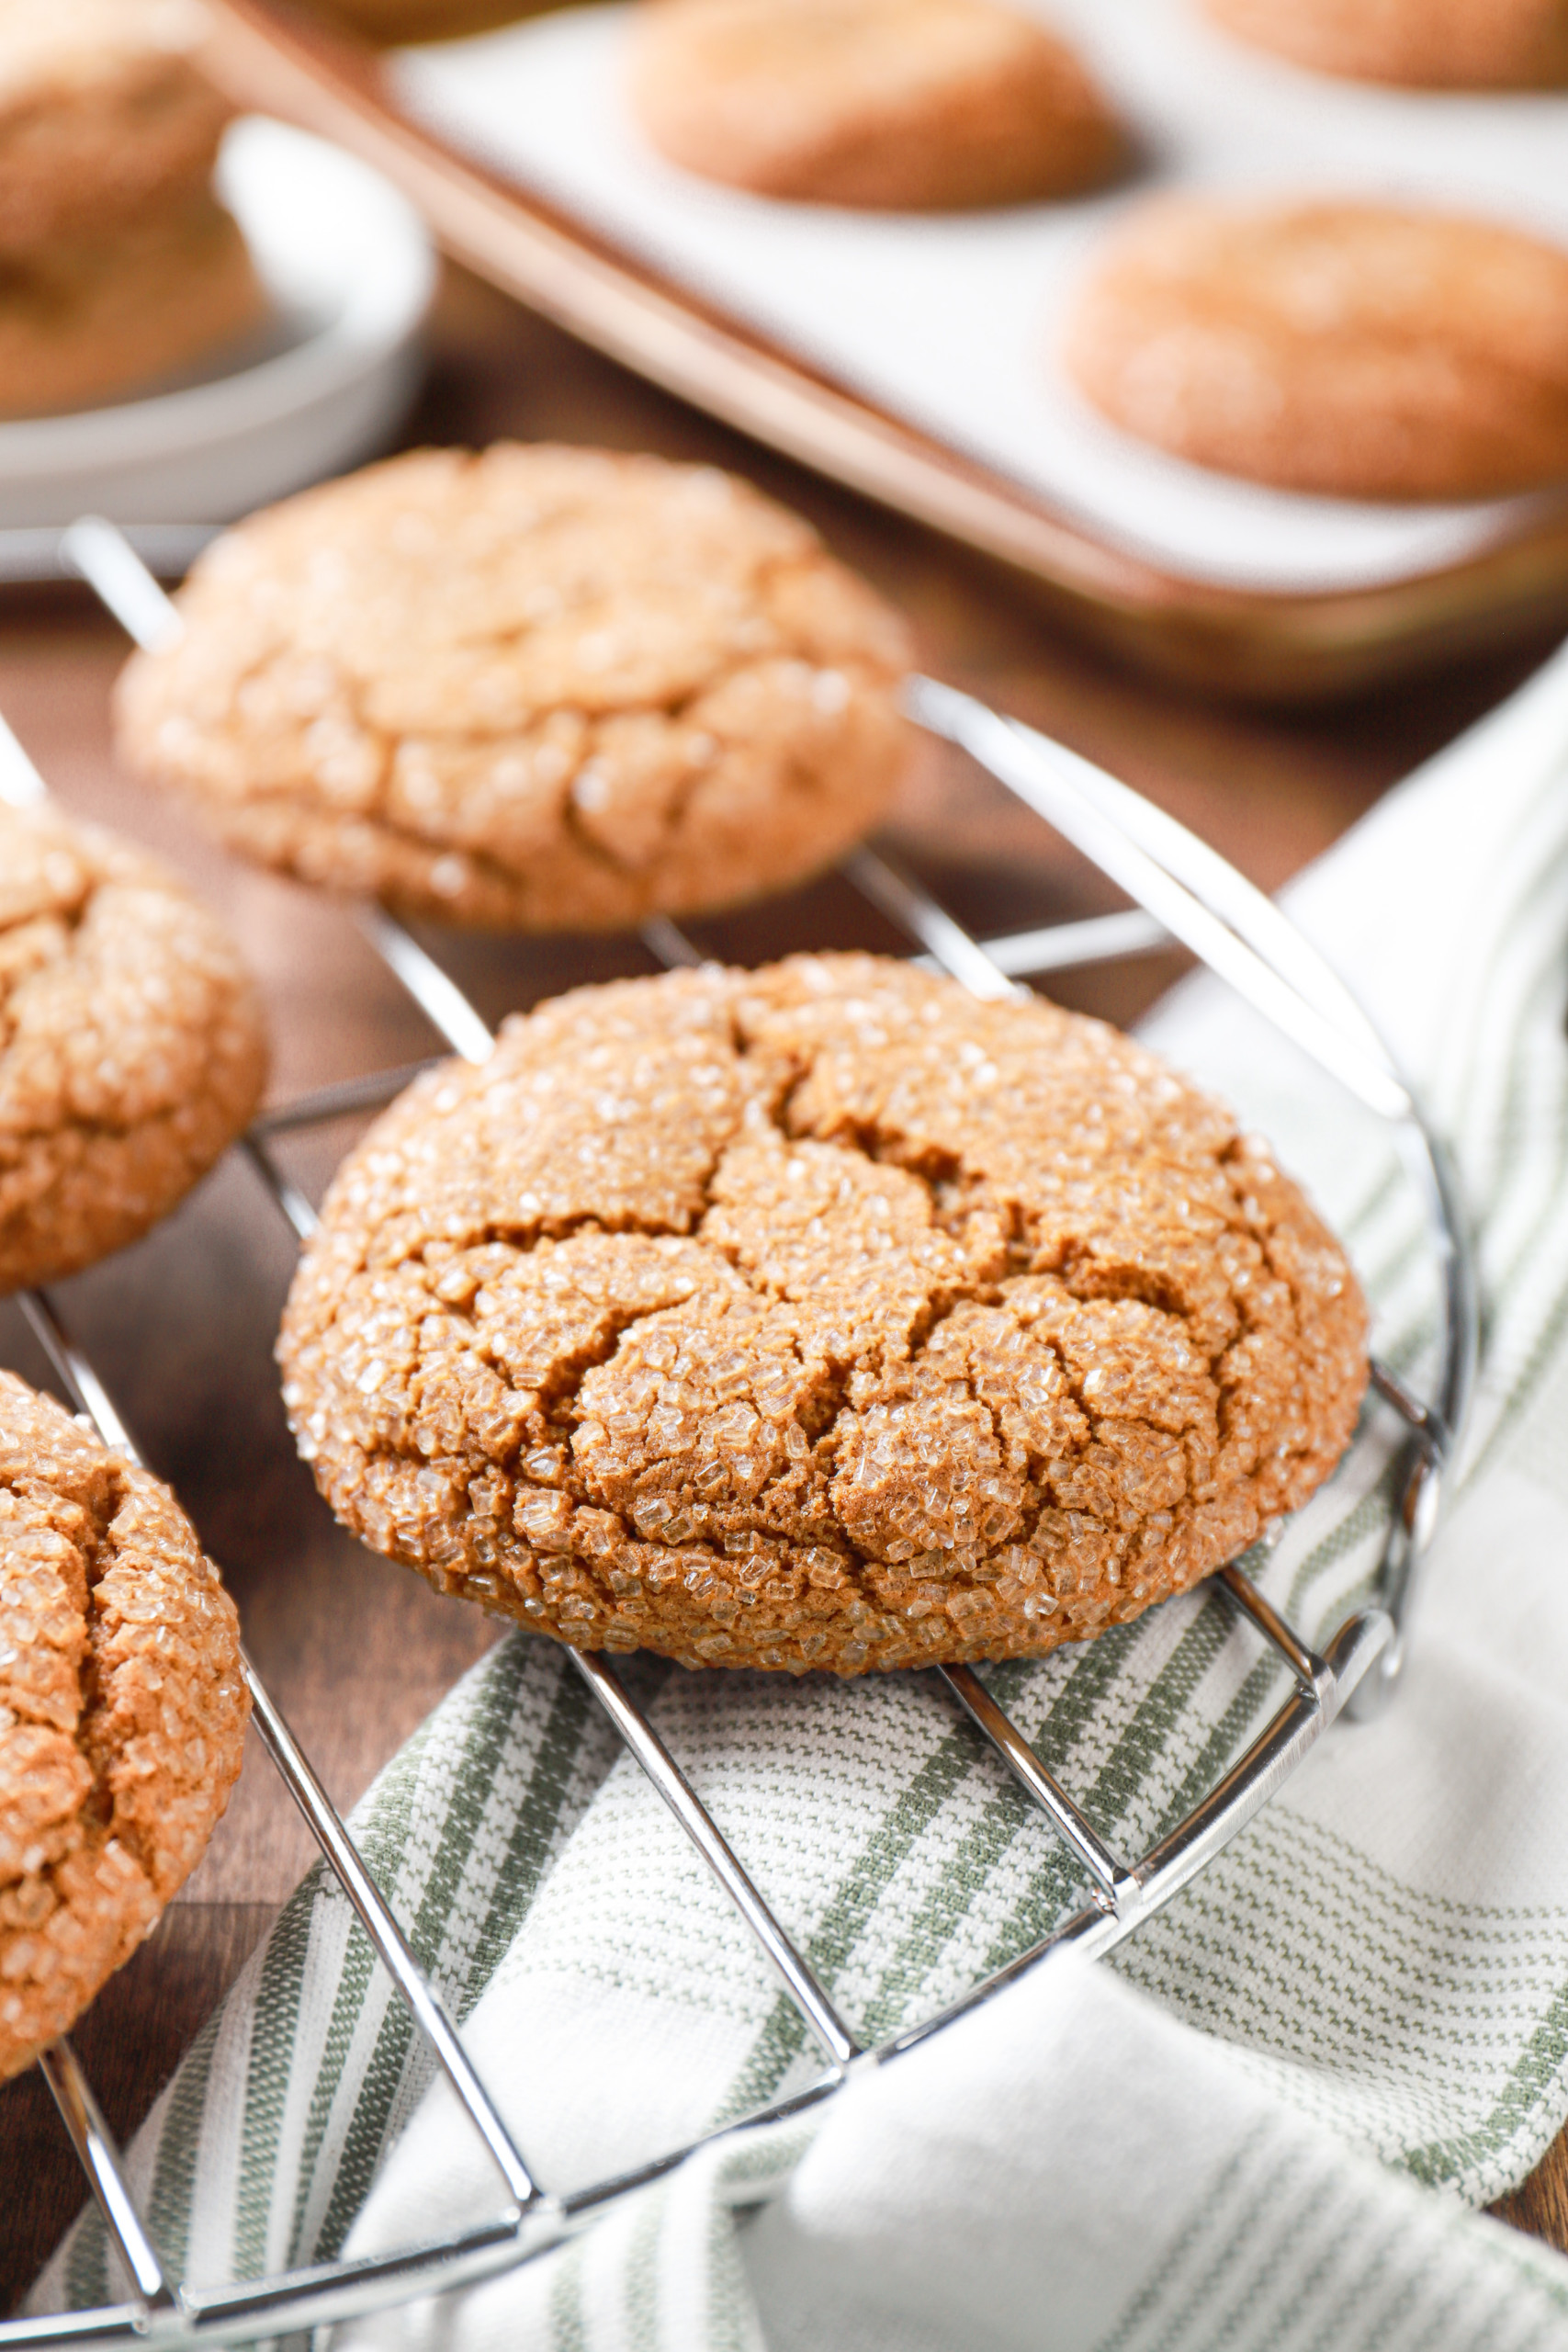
[0, 521, 1476, 2347]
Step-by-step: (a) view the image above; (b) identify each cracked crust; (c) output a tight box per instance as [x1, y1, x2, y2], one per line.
[279, 955, 1368, 1675]
[0, 0, 232, 260]
[0, 1372, 247, 2079]
[1203, 0, 1568, 88]
[0, 802, 268, 1294]
[627, 0, 1124, 210]
[112, 445, 918, 931]
[1063, 198, 1568, 502]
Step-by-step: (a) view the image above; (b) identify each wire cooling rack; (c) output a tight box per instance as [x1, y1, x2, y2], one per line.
[0, 517, 1476, 2347]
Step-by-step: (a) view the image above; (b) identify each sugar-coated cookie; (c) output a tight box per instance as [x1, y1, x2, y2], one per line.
[1064, 198, 1568, 501]
[0, 1373, 247, 2079]
[628, 0, 1124, 209]
[0, 802, 268, 1294]
[279, 956, 1368, 1676]
[114, 446, 917, 931]
[0, 0, 231, 259]
[1204, 0, 1568, 89]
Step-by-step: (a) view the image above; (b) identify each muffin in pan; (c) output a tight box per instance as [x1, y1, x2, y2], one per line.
[0, 1372, 248, 2080]
[1064, 198, 1568, 502]
[113, 445, 918, 931]
[627, 0, 1125, 211]
[0, 801, 268, 1295]
[279, 955, 1368, 1676]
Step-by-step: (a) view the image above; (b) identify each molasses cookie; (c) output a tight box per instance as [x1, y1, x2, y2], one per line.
[279, 955, 1367, 1676]
[0, 1372, 247, 2079]
[0, 802, 268, 1294]
[1063, 198, 1568, 501]
[628, 0, 1123, 209]
[114, 445, 917, 931]
[0, 187, 263, 420]
[1203, 0, 1568, 90]
[0, 0, 232, 260]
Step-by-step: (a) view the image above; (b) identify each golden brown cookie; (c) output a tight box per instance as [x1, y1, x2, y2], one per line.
[0, 0, 233, 260]
[0, 186, 264, 421]
[1063, 198, 1568, 501]
[279, 955, 1368, 1676]
[628, 0, 1123, 209]
[113, 445, 917, 931]
[1203, 0, 1568, 89]
[0, 1372, 247, 2079]
[0, 801, 268, 1295]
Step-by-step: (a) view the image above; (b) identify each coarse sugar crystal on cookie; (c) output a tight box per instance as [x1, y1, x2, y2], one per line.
[0, 0, 233, 260]
[627, 0, 1125, 210]
[0, 801, 268, 1294]
[112, 445, 919, 931]
[1062, 198, 1568, 502]
[278, 955, 1368, 1676]
[0, 1372, 247, 2079]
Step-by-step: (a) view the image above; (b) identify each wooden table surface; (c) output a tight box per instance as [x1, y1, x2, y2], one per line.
[2, 262, 1564, 2311]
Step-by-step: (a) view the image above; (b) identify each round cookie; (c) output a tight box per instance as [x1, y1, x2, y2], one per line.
[0, 801, 268, 1294]
[279, 955, 1368, 1677]
[289, 0, 556, 45]
[0, 187, 263, 421]
[0, 1372, 247, 2079]
[627, 0, 1124, 210]
[1063, 198, 1568, 502]
[113, 446, 918, 931]
[1203, 0, 1568, 89]
[0, 0, 233, 260]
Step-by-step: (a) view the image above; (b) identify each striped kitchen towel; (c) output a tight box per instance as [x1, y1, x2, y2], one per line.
[35, 639, 1568, 2349]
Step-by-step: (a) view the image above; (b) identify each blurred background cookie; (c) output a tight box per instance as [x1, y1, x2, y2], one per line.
[627, 0, 1125, 209]
[0, 0, 231, 256]
[1202, 0, 1568, 89]
[0, 187, 260, 421]
[113, 443, 918, 930]
[0, 802, 268, 1294]
[287, 0, 551, 41]
[1063, 198, 1568, 501]
[0, 0, 265, 417]
[0, 1371, 246, 2080]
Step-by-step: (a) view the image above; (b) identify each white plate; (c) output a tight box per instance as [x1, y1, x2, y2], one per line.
[0, 117, 436, 528]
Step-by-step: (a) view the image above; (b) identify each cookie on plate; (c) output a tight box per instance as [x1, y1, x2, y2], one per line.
[0, 1371, 247, 2079]
[1063, 198, 1568, 501]
[0, 0, 232, 259]
[0, 187, 263, 421]
[279, 955, 1368, 1676]
[628, 0, 1124, 209]
[114, 445, 918, 930]
[1203, 0, 1568, 89]
[0, 801, 268, 1294]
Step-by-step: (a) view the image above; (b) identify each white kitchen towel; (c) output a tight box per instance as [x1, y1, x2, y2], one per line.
[33, 637, 1568, 2347]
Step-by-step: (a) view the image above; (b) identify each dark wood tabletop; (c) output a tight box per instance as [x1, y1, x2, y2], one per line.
[2, 261, 1564, 2311]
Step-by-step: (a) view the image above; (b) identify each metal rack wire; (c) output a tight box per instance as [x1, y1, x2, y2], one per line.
[0, 519, 1476, 2347]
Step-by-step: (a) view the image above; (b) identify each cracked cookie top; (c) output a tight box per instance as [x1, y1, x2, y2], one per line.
[0, 800, 268, 1294]
[0, 1371, 247, 2079]
[112, 445, 917, 931]
[279, 954, 1368, 1676]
